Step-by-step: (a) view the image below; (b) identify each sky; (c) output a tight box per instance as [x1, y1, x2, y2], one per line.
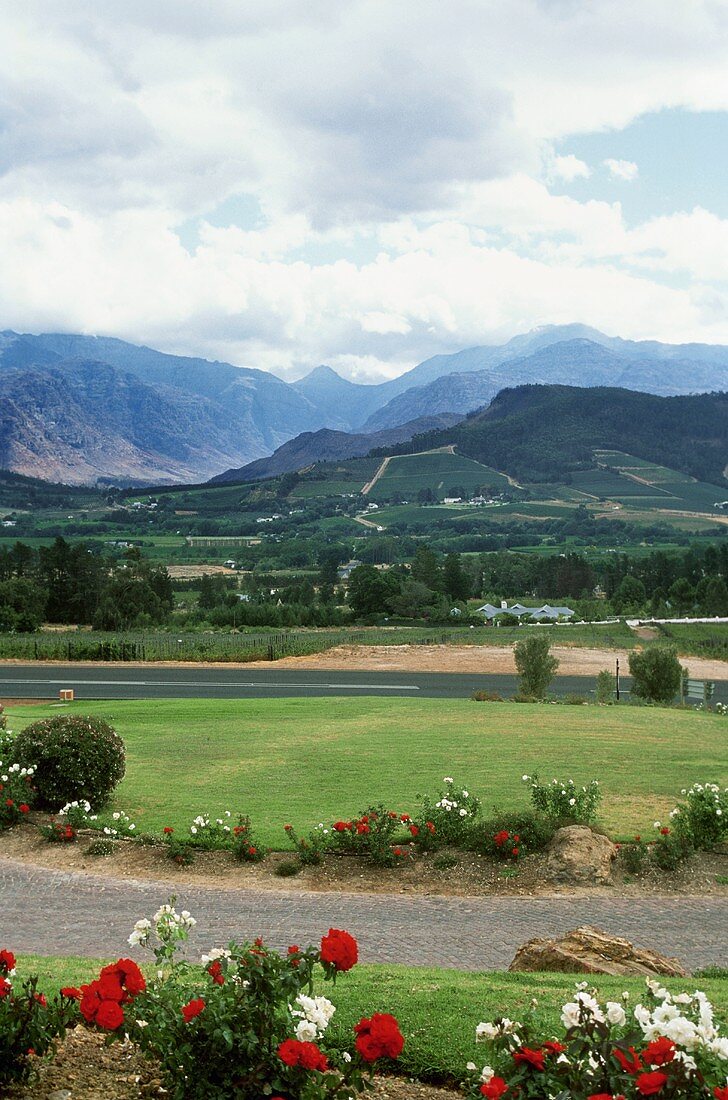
[2, 0, 728, 382]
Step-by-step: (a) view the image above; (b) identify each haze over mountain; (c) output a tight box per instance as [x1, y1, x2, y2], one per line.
[1, 325, 728, 486]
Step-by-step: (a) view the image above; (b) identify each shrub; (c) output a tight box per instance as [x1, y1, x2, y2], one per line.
[417, 777, 479, 846]
[667, 782, 728, 851]
[328, 804, 414, 867]
[470, 810, 555, 855]
[39, 820, 77, 843]
[561, 693, 589, 705]
[274, 860, 301, 877]
[514, 634, 559, 700]
[112, 903, 404, 1100]
[619, 835, 648, 875]
[464, 980, 728, 1099]
[628, 645, 684, 704]
[471, 690, 504, 702]
[12, 715, 125, 809]
[165, 836, 195, 866]
[231, 815, 266, 862]
[650, 825, 692, 871]
[523, 773, 601, 826]
[0, 760, 35, 831]
[283, 822, 330, 865]
[596, 668, 616, 704]
[0, 951, 77, 1087]
[186, 812, 233, 850]
[85, 838, 115, 857]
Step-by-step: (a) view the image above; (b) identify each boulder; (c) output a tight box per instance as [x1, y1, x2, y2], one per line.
[545, 824, 617, 885]
[509, 925, 688, 977]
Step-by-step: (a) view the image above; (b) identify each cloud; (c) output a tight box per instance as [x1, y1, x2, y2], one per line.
[1, 1, 728, 378]
[551, 155, 591, 181]
[604, 158, 639, 181]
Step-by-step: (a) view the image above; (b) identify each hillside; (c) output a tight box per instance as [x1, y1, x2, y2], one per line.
[210, 414, 461, 483]
[412, 385, 728, 487]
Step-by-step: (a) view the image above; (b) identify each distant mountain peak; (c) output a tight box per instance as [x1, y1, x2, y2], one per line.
[298, 364, 345, 382]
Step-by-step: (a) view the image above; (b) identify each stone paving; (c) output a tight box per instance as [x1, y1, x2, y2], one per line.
[2, 857, 725, 970]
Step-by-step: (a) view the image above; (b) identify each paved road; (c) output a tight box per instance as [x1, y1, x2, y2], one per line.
[1, 858, 723, 970]
[4, 661, 725, 702]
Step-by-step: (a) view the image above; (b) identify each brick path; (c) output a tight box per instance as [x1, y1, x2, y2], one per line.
[2, 857, 724, 970]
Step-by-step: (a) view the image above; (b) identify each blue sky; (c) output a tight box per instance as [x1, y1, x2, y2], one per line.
[2, 2, 728, 381]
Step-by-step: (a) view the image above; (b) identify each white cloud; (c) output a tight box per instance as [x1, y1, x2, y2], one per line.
[604, 158, 640, 181]
[1, 1, 728, 377]
[551, 155, 591, 181]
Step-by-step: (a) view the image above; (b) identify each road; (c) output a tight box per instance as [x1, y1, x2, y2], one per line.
[1, 858, 725, 970]
[1, 662, 727, 702]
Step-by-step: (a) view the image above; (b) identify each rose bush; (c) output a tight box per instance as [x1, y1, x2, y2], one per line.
[466, 979, 728, 1099]
[523, 773, 602, 826]
[0, 950, 77, 1087]
[86, 902, 404, 1099]
[12, 714, 125, 809]
[0, 759, 34, 831]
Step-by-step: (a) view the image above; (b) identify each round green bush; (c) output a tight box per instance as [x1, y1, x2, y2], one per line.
[12, 714, 125, 810]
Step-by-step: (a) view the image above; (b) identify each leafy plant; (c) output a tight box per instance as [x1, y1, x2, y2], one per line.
[667, 782, 727, 851]
[12, 714, 125, 809]
[514, 634, 559, 700]
[231, 815, 265, 862]
[0, 952, 77, 1087]
[0, 760, 34, 831]
[650, 825, 692, 871]
[417, 777, 479, 845]
[628, 645, 684, 704]
[619, 835, 648, 875]
[523, 773, 601, 826]
[596, 668, 616, 704]
[283, 822, 330, 865]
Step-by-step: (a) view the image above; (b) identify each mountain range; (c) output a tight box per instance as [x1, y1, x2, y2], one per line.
[1, 325, 728, 485]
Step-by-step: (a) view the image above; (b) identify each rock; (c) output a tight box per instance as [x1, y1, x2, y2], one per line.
[545, 825, 617, 885]
[509, 925, 688, 977]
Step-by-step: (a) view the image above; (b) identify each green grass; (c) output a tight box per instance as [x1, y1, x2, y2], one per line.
[16, 955, 728, 1084]
[368, 450, 512, 502]
[7, 699, 726, 844]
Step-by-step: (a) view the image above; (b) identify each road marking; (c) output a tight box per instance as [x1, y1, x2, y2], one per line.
[0, 677, 420, 691]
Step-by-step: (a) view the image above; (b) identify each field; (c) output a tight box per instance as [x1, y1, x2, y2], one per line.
[17, 955, 728, 1083]
[8, 698, 726, 843]
[367, 450, 513, 501]
[592, 451, 728, 514]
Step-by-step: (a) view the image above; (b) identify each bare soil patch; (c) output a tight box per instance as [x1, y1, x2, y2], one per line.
[165, 564, 237, 579]
[9, 1029, 454, 1100]
[2, 824, 726, 901]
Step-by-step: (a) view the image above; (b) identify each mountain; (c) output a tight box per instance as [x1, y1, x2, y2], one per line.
[362, 338, 728, 431]
[401, 385, 728, 486]
[210, 413, 462, 484]
[2, 325, 728, 486]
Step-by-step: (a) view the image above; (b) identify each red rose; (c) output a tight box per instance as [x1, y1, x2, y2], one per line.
[614, 1046, 643, 1074]
[287, 945, 300, 967]
[400, 814, 411, 822]
[643, 1037, 675, 1066]
[426, 822, 436, 834]
[163, 826, 173, 834]
[19, 804, 29, 814]
[409, 825, 419, 836]
[480, 1077, 508, 1098]
[320, 928, 358, 972]
[79, 983, 102, 1021]
[181, 997, 206, 1022]
[0, 977, 12, 998]
[277, 1038, 328, 1072]
[103, 958, 146, 997]
[494, 830, 509, 846]
[97, 972, 125, 1003]
[356, 822, 370, 835]
[543, 1041, 566, 1055]
[512, 848, 519, 857]
[0, 949, 16, 974]
[5, 799, 13, 807]
[635, 1071, 668, 1095]
[60, 986, 81, 999]
[660, 827, 670, 836]
[714, 1088, 728, 1100]
[512, 1047, 545, 1071]
[33, 992, 47, 1006]
[588, 1094, 626, 1100]
[354, 1013, 404, 1062]
[333, 821, 350, 832]
[95, 1000, 125, 1030]
[208, 960, 224, 985]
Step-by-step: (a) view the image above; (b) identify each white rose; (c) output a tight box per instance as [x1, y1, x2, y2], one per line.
[606, 1002, 626, 1026]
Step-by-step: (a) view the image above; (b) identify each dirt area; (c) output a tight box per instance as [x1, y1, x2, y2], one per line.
[165, 564, 237, 579]
[2, 824, 726, 900]
[9, 1028, 455, 1100]
[240, 643, 728, 681]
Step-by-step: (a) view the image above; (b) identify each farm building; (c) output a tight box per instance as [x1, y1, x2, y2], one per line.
[477, 602, 574, 621]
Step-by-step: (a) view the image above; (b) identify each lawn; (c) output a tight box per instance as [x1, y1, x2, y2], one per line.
[15, 954, 728, 1084]
[7, 699, 726, 844]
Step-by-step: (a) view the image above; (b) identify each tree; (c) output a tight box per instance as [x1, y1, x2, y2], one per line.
[347, 565, 399, 618]
[0, 578, 46, 632]
[628, 645, 683, 704]
[513, 634, 559, 700]
[699, 576, 728, 617]
[443, 553, 470, 601]
[611, 575, 646, 615]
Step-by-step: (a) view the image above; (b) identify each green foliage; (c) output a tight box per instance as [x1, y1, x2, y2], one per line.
[0, 577, 46, 632]
[85, 838, 115, 857]
[0, 959, 77, 1087]
[283, 822, 329, 865]
[668, 782, 728, 851]
[327, 804, 415, 867]
[471, 690, 504, 702]
[524, 773, 602, 826]
[470, 809, 555, 855]
[513, 634, 559, 700]
[651, 827, 693, 871]
[417, 778, 480, 846]
[595, 669, 616, 704]
[619, 835, 648, 875]
[0, 760, 35, 831]
[628, 645, 683, 703]
[12, 715, 125, 810]
[274, 860, 301, 877]
[432, 853, 458, 870]
[231, 815, 266, 862]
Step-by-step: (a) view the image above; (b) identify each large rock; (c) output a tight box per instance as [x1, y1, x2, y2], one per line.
[509, 925, 688, 977]
[545, 825, 617, 885]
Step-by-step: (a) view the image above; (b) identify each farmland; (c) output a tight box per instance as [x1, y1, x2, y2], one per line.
[367, 449, 514, 501]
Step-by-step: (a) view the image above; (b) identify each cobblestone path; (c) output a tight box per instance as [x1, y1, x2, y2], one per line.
[2, 858, 724, 970]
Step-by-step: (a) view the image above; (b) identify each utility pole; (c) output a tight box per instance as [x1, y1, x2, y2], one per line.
[615, 657, 620, 702]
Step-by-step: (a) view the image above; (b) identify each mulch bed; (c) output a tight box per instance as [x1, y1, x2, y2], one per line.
[8, 1028, 458, 1099]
